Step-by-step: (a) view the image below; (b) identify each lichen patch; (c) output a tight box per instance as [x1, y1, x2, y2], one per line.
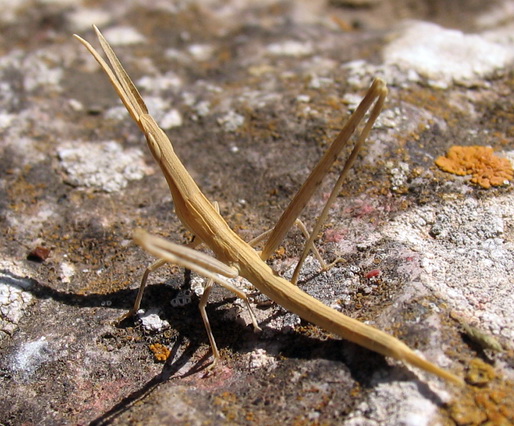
[435, 145, 513, 189]
[149, 343, 170, 362]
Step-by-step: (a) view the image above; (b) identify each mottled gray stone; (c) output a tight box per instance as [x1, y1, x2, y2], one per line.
[1, 0, 513, 424]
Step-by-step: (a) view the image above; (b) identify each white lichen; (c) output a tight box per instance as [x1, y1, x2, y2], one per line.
[383, 195, 514, 341]
[57, 141, 153, 193]
[217, 110, 245, 132]
[266, 40, 313, 57]
[137, 308, 170, 332]
[160, 109, 183, 129]
[10, 337, 51, 381]
[0, 264, 34, 340]
[383, 21, 513, 88]
[102, 26, 145, 46]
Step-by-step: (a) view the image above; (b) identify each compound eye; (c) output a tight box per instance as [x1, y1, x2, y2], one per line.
[146, 133, 162, 160]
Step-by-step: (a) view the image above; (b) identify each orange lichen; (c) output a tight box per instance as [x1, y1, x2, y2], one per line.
[447, 359, 514, 425]
[466, 358, 496, 387]
[435, 145, 513, 189]
[149, 343, 170, 362]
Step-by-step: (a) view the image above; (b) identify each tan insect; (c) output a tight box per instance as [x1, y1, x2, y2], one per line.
[75, 26, 463, 386]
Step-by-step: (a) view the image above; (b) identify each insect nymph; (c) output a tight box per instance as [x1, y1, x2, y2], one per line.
[75, 26, 463, 386]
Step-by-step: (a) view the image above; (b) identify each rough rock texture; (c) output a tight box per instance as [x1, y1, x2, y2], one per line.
[1, 0, 513, 425]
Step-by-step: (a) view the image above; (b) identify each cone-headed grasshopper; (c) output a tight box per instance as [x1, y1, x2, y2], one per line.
[75, 27, 463, 386]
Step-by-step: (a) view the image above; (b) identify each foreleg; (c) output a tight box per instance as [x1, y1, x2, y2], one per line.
[134, 229, 261, 361]
[117, 237, 203, 323]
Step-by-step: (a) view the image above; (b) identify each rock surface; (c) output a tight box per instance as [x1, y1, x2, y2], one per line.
[1, 0, 513, 424]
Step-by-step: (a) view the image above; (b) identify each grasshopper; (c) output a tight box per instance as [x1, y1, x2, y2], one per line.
[75, 27, 463, 386]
